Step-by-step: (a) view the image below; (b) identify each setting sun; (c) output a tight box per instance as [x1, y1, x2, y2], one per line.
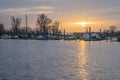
[75, 22, 88, 27]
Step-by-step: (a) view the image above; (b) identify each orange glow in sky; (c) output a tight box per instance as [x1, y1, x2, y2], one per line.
[62, 21, 98, 32]
[0, 0, 120, 33]
[75, 22, 89, 27]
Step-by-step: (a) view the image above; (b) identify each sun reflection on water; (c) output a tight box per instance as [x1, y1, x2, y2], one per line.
[77, 41, 90, 80]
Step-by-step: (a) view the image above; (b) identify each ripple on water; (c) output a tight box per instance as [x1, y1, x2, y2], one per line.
[0, 40, 120, 80]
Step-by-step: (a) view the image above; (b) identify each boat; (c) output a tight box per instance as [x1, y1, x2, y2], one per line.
[18, 34, 30, 39]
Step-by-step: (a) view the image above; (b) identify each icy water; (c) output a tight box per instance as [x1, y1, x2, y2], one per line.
[0, 40, 120, 80]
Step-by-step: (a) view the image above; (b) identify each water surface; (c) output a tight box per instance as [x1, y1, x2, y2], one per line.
[0, 40, 120, 80]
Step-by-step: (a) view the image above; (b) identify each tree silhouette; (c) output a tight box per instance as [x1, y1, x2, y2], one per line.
[109, 25, 117, 33]
[109, 25, 117, 40]
[36, 14, 52, 34]
[0, 23, 4, 36]
[52, 21, 60, 35]
[11, 16, 21, 35]
[20, 27, 32, 34]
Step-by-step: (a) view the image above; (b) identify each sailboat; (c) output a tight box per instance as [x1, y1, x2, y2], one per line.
[18, 13, 30, 39]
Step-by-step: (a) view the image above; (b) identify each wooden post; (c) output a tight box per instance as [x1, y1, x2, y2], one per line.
[100, 29, 101, 40]
[89, 27, 91, 41]
[64, 29, 65, 40]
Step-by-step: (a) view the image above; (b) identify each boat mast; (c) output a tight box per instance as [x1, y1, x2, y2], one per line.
[25, 13, 28, 34]
[61, 20, 62, 39]
[86, 17, 88, 33]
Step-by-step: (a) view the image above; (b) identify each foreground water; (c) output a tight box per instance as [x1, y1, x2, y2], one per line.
[0, 40, 120, 80]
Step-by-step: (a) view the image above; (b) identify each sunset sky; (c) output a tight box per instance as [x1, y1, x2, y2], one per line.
[0, 0, 120, 32]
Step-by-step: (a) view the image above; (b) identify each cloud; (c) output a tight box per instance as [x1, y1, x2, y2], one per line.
[34, 0, 61, 1]
[28, 11, 53, 14]
[93, 6, 120, 15]
[0, 6, 54, 15]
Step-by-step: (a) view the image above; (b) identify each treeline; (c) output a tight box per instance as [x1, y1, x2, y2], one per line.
[101, 25, 120, 39]
[0, 14, 61, 36]
[0, 13, 120, 39]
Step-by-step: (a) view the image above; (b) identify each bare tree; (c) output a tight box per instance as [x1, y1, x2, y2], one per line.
[109, 25, 117, 32]
[11, 16, 21, 35]
[36, 14, 52, 34]
[20, 27, 32, 34]
[109, 25, 117, 40]
[0, 23, 4, 36]
[52, 21, 60, 35]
